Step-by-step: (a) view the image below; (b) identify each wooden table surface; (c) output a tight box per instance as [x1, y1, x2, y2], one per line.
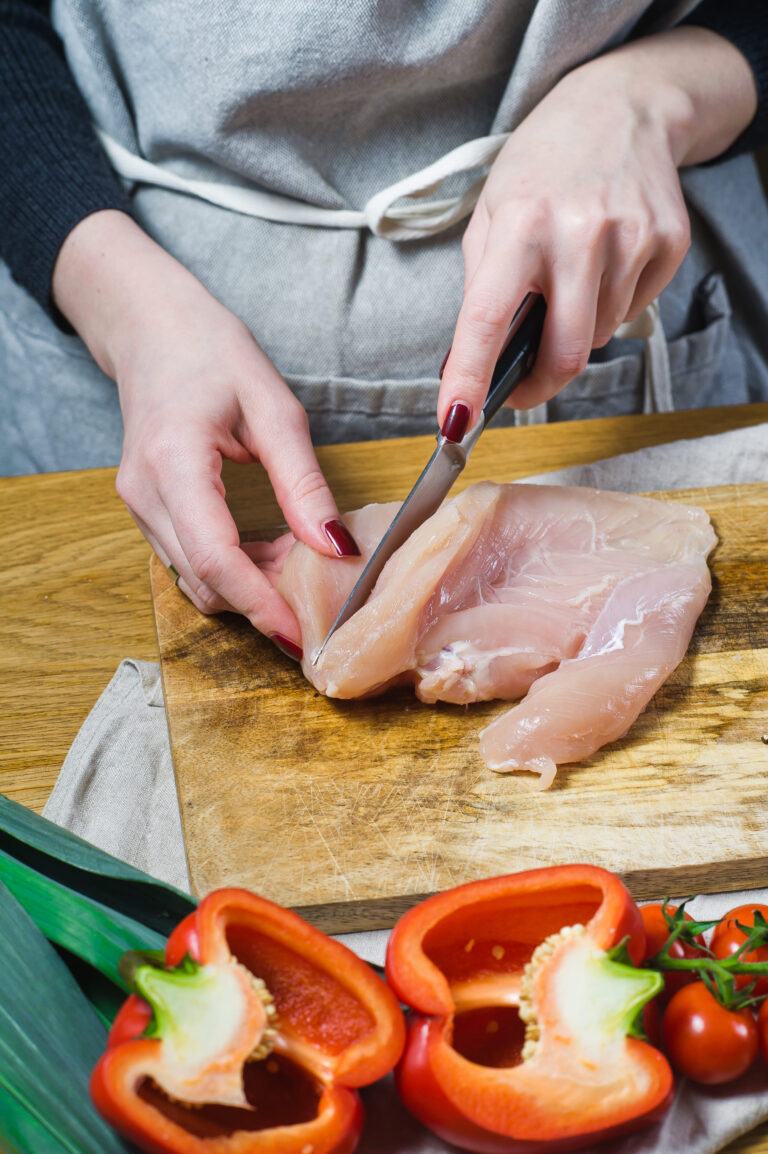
[1, 402, 767, 1152]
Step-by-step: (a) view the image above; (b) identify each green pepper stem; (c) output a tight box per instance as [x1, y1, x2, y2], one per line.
[118, 949, 171, 991]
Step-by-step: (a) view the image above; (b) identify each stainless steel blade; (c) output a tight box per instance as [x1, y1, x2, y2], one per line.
[311, 423, 483, 666]
[308, 294, 546, 667]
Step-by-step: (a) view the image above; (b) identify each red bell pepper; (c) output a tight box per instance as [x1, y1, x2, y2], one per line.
[91, 887, 405, 1154]
[386, 864, 673, 1153]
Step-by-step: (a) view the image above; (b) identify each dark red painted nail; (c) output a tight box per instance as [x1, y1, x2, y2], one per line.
[323, 518, 361, 557]
[270, 633, 303, 662]
[441, 402, 470, 443]
[439, 348, 452, 379]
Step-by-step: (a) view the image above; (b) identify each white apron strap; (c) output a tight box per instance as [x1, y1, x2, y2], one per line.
[362, 134, 509, 239]
[616, 299, 674, 413]
[515, 402, 549, 426]
[96, 128, 510, 241]
[98, 128, 674, 416]
[514, 298, 674, 427]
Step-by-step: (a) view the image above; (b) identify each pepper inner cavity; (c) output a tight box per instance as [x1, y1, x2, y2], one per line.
[138, 1053, 322, 1134]
[446, 926, 588, 1068]
[446, 938, 528, 1068]
[451, 1005, 528, 1068]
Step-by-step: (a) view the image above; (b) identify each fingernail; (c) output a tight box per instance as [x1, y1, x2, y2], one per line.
[439, 348, 452, 380]
[323, 518, 361, 557]
[270, 633, 303, 662]
[441, 402, 470, 443]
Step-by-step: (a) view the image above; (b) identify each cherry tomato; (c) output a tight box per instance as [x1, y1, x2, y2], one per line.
[757, 998, 768, 1065]
[641, 904, 704, 1001]
[711, 904, 768, 997]
[662, 982, 758, 1085]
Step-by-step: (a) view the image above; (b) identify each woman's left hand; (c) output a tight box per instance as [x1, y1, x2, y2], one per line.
[437, 27, 757, 429]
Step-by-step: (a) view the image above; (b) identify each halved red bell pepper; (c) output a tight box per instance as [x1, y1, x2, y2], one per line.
[91, 887, 405, 1154]
[386, 864, 673, 1153]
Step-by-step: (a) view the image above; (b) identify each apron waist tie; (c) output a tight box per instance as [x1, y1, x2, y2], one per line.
[96, 128, 510, 242]
[97, 129, 674, 419]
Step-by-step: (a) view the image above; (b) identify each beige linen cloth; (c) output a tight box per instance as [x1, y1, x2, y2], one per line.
[44, 423, 767, 1154]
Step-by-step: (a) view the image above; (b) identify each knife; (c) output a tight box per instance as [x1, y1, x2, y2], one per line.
[311, 292, 547, 665]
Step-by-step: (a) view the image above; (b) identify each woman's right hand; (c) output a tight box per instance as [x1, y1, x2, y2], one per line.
[436, 26, 757, 430]
[52, 210, 357, 656]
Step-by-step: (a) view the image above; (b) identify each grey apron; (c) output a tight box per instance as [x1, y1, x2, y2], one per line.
[1, 0, 767, 476]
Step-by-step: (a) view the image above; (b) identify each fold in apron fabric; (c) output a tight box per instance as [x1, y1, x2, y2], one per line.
[2, 0, 768, 476]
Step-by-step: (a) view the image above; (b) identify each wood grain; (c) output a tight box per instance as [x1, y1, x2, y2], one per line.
[2, 404, 764, 812]
[152, 481, 768, 930]
[0, 471, 158, 811]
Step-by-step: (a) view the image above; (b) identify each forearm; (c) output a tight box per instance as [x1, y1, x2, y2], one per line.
[51, 208, 214, 379]
[0, 0, 132, 320]
[569, 26, 758, 169]
[682, 0, 768, 156]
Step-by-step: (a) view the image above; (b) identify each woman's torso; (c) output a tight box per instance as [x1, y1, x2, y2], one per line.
[2, 0, 766, 475]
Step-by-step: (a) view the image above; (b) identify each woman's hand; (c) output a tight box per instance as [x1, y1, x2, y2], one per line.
[52, 210, 358, 655]
[438, 27, 758, 432]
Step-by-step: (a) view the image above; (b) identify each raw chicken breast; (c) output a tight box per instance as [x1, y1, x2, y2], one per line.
[278, 483, 716, 787]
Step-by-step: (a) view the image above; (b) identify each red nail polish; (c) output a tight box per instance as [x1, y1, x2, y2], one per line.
[441, 402, 470, 443]
[323, 518, 361, 557]
[439, 348, 452, 380]
[270, 633, 303, 662]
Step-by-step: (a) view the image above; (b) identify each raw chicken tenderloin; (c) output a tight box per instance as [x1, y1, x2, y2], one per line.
[478, 561, 711, 789]
[278, 483, 716, 784]
[278, 499, 401, 665]
[282, 484, 508, 697]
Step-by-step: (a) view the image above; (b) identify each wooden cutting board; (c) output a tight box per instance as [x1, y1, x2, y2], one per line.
[151, 479, 768, 932]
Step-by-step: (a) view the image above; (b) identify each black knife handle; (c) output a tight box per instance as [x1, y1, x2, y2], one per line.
[481, 293, 548, 426]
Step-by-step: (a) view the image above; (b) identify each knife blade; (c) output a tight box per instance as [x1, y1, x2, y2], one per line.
[311, 292, 547, 665]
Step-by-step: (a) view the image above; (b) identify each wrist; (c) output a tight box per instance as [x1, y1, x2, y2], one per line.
[51, 209, 204, 379]
[568, 28, 757, 168]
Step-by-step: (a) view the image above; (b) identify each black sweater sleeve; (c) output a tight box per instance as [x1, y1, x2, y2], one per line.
[681, 0, 768, 158]
[0, 0, 132, 322]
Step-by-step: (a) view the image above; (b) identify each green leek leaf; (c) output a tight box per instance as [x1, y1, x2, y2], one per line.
[0, 847, 166, 989]
[0, 880, 140, 1154]
[0, 795, 199, 993]
[0, 1096, 76, 1154]
[55, 948, 128, 1028]
[0, 795, 195, 936]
